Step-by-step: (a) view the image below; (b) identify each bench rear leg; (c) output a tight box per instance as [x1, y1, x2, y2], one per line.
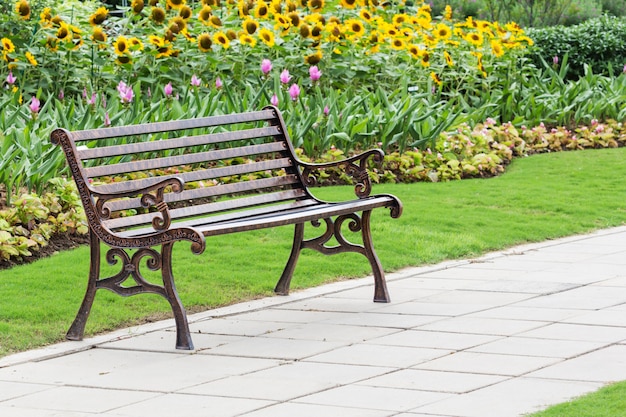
[362, 210, 390, 303]
[275, 223, 304, 295]
[67, 230, 100, 341]
[161, 242, 194, 350]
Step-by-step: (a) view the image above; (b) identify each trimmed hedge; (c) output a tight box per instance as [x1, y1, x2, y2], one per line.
[527, 16, 626, 79]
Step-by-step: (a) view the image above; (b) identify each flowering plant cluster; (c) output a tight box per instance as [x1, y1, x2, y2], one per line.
[1, 0, 532, 104]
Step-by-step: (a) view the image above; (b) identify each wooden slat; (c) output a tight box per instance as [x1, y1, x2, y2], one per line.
[84, 142, 287, 178]
[91, 158, 293, 195]
[103, 175, 301, 212]
[103, 189, 307, 230]
[70, 108, 278, 141]
[77, 126, 281, 160]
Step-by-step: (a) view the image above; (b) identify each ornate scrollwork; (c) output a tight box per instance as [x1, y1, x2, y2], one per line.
[98, 247, 166, 297]
[303, 214, 366, 256]
[299, 149, 384, 199]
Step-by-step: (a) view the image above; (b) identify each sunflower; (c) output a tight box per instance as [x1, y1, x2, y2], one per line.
[444, 50, 454, 67]
[56, 22, 71, 41]
[150, 7, 166, 23]
[170, 16, 187, 32]
[131, 0, 144, 13]
[149, 35, 166, 47]
[227, 29, 237, 40]
[149, 0, 158, 5]
[197, 32, 212, 51]
[304, 49, 322, 65]
[287, 11, 300, 27]
[444, 5, 452, 20]
[308, 0, 323, 11]
[113, 36, 130, 55]
[237, 1, 250, 17]
[39, 7, 52, 26]
[299, 23, 311, 38]
[213, 31, 230, 48]
[89, 6, 108, 25]
[258, 27, 275, 46]
[407, 44, 420, 59]
[465, 31, 483, 47]
[339, 0, 358, 9]
[198, 5, 212, 23]
[421, 51, 430, 67]
[239, 33, 256, 47]
[286, 0, 297, 12]
[390, 38, 405, 50]
[179, 5, 192, 19]
[15, 0, 30, 20]
[254, 0, 270, 19]
[392, 13, 408, 26]
[91, 27, 108, 45]
[310, 23, 323, 39]
[430, 72, 442, 86]
[274, 13, 290, 30]
[129, 37, 144, 50]
[359, 8, 372, 22]
[490, 40, 504, 57]
[243, 17, 259, 34]
[167, 0, 185, 9]
[344, 18, 365, 38]
[1, 38, 15, 54]
[25, 51, 37, 66]
[434, 23, 451, 40]
[116, 54, 132, 65]
[45, 36, 58, 51]
[208, 15, 222, 28]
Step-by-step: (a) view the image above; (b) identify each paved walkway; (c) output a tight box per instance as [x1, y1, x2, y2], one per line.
[2, 227, 626, 417]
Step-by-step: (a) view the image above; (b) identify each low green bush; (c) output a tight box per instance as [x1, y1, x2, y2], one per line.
[527, 15, 626, 79]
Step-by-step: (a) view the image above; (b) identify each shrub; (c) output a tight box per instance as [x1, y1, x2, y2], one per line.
[527, 15, 626, 79]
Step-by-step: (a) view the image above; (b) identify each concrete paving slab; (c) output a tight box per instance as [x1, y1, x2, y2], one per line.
[2, 226, 626, 417]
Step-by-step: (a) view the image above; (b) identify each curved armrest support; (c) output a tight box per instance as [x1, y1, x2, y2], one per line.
[92, 177, 184, 231]
[299, 149, 384, 199]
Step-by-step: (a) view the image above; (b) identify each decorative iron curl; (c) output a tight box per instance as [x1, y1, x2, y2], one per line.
[99, 247, 165, 297]
[303, 214, 365, 256]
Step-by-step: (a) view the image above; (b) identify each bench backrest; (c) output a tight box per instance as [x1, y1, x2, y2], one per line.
[52, 106, 314, 233]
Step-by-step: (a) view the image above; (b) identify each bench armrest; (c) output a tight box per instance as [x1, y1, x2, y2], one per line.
[298, 149, 384, 198]
[91, 177, 184, 232]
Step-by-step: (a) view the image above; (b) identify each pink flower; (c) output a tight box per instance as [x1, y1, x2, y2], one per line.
[104, 112, 111, 127]
[29, 97, 40, 113]
[288, 83, 300, 101]
[261, 59, 272, 75]
[191, 74, 201, 87]
[309, 65, 322, 82]
[553, 56, 559, 66]
[323, 105, 329, 116]
[270, 93, 279, 106]
[82, 87, 88, 99]
[58, 90, 64, 100]
[117, 81, 134, 104]
[6, 71, 16, 85]
[87, 92, 97, 106]
[164, 82, 173, 97]
[623, 64, 626, 74]
[215, 76, 223, 89]
[280, 69, 291, 84]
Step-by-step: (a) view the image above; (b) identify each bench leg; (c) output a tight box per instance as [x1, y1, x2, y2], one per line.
[362, 211, 390, 303]
[67, 230, 100, 341]
[275, 223, 304, 295]
[161, 242, 194, 350]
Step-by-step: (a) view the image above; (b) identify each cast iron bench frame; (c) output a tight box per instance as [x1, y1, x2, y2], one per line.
[51, 105, 402, 350]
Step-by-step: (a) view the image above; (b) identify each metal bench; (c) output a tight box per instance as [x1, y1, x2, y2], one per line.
[50, 105, 403, 350]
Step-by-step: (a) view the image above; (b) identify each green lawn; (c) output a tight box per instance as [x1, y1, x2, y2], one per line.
[527, 380, 626, 416]
[1, 147, 626, 358]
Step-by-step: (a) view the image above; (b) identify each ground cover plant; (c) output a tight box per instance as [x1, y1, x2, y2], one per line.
[1, 147, 626, 356]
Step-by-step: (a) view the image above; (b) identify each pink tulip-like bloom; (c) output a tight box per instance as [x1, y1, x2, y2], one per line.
[261, 59, 272, 75]
[323, 105, 329, 116]
[29, 97, 40, 113]
[309, 66, 322, 81]
[164, 82, 173, 97]
[6, 71, 16, 85]
[215, 77, 223, 89]
[280, 69, 291, 84]
[288, 83, 300, 101]
[553, 56, 559, 66]
[191, 74, 201, 87]
[88, 92, 97, 106]
[104, 112, 111, 127]
[270, 93, 279, 106]
[623, 64, 626, 74]
[58, 90, 64, 100]
[117, 81, 134, 104]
